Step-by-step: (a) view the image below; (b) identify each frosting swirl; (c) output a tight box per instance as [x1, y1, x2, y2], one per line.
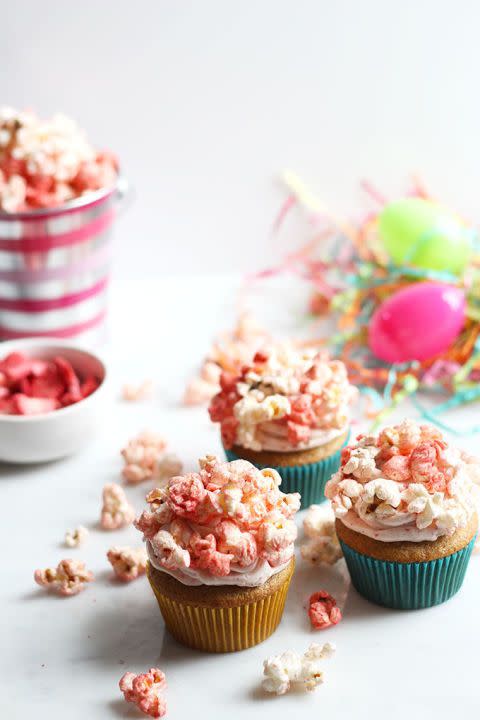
[135, 455, 300, 587]
[208, 344, 356, 452]
[325, 419, 478, 542]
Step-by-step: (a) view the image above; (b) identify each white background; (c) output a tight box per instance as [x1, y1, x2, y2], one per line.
[2, 0, 480, 278]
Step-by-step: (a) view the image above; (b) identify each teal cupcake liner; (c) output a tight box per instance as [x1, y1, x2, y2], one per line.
[224, 433, 348, 509]
[340, 536, 476, 610]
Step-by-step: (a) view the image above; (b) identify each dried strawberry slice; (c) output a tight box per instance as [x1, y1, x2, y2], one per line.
[0, 395, 16, 414]
[0, 352, 49, 383]
[81, 375, 100, 398]
[13, 394, 60, 415]
[25, 365, 65, 399]
[54, 356, 82, 405]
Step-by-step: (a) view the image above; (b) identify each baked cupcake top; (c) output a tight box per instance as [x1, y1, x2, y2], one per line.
[325, 419, 478, 542]
[209, 345, 357, 452]
[135, 455, 301, 587]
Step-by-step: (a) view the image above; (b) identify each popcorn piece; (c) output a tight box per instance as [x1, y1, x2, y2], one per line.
[64, 525, 89, 548]
[101, 483, 135, 529]
[409, 441, 452, 493]
[122, 380, 154, 402]
[262, 643, 335, 695]
[107, 546, 148, 582]
[121, 431, 168, 484]
[301, 508, 343, 565]
[150, 529, 191, 570]
[119, 668, 167, 718]
[34, 559, 93, 596]
[308, 591, 342, 630]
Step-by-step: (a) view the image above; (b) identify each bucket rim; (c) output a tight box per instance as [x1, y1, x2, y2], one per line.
[0, 175, 127, 221]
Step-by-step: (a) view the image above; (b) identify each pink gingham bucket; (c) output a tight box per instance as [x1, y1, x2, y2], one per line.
[0, 178, 127, 343]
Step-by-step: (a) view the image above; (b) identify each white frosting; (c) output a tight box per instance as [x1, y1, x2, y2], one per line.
[147, 540, 289, 587]
[254, 421, 347, 453]
[328, 463, 476, 543]
[325, 420, 479, 543]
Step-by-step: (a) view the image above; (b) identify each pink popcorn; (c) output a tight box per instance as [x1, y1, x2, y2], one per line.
[308, 591, 342, 630]
[121, 431, 168, 484]
[135, 510, 163, 540]
[135, 456, 300, 577]
[190, 533, 234, 576]
[119, 668, 167, 718]
[257, 513, 297, 567]
[34, 559, 93, 596]
[101, 483, 135, 530]
[209, 345, 357, 451]
[381, 454, 411, 483]
[409, 441, 452, 493]
[0, 107, 118, 212]
[168, 474, 208, 518]
[184, 312, 270, 406]
[325, 420, 476, 541]
[150, 529, 191, 570]
[122, 380, 154, 402]
[216, 520, 258, 566]
[107, 546, 148, 582]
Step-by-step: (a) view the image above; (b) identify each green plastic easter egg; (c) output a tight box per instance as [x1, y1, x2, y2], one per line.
[378, 197, 471, 275]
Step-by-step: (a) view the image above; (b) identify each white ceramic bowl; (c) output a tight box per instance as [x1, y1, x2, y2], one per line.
[0, 338, 110, 463]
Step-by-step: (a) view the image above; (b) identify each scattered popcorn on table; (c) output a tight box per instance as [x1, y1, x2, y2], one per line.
[64, 525, 89, 548]
[301, 505, 343, 565]
[308, 591, 342, 630]
[0, 107, 118, 212]
[0, 352, 100, 415]
[107, 546, 148, 582]
[119, 668, 167, 718]
[122, 380, 154, 403]
[262, 643, 335, 695]
[34, 559, 94, 596]
[100, 483, 135, 530]
[183, 312, 270, 406]
[121, 431, 182, 485]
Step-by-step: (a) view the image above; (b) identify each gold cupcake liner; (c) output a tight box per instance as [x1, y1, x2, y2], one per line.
[148, 560, 294, 653]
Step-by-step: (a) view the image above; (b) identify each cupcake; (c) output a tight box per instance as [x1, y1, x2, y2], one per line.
[325, 419, 478, 609]
[208, 345, 357, 508]
[135, 455, 300, 652]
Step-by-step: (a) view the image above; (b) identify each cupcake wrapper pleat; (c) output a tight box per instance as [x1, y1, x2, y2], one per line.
[148, 566, 294, 653]
[340, 536, 476, 610]
[224, 435, 348, 509]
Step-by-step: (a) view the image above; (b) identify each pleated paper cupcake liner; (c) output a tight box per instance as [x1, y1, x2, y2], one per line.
[224, 434, 348, 509]
[148, 565, 294, 653]
[340, 536, 476, 610]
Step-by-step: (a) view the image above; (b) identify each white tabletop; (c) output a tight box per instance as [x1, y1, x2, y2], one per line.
[4, 275, 480, 719]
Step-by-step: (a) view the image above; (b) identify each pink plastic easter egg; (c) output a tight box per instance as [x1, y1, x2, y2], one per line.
[369, 282, 465, 363]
